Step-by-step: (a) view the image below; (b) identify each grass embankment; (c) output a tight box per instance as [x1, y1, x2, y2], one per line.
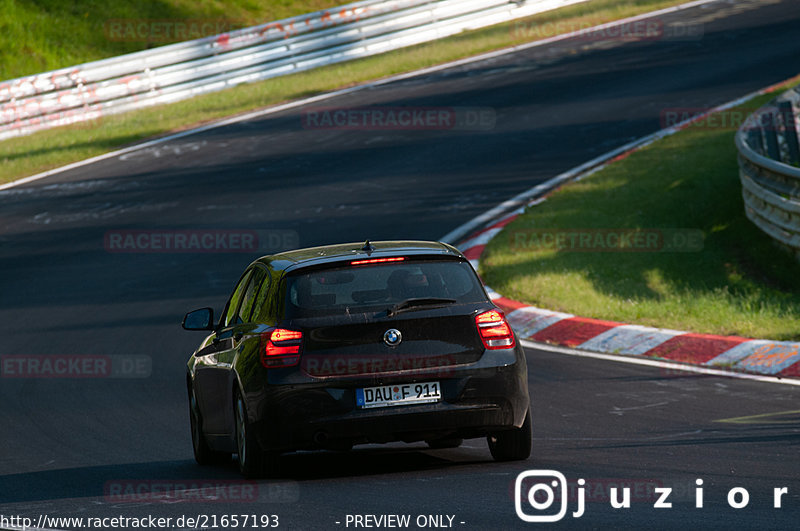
[1, 0, 688, 184]
[481, 91, 800, 341]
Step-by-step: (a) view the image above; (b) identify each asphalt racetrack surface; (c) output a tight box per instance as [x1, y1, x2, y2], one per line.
[1, 0, 800, 528]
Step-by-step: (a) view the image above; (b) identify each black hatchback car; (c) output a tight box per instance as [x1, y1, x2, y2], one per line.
[183, 240, 531, 477]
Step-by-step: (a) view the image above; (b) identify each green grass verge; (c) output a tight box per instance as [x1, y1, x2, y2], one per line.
[481, 90, 800, 341]
[1, 0, 688, 184]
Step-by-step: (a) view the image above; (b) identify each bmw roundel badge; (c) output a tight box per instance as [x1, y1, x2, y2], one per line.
[383, 328, 402, 346]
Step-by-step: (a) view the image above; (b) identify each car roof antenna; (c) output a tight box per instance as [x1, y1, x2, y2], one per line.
[361, 240, 375, 254]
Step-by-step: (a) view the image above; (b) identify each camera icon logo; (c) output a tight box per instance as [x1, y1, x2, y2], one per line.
[515, 470, 568, 522]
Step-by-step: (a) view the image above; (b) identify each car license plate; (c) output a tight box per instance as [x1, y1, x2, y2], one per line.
[356, 381, 441, 409]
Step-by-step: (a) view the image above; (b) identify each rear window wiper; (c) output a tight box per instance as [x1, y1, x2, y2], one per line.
[387, 297, 456, 317]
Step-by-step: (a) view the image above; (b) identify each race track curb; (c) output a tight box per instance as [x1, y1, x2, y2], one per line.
[458, 214, 800, 381]
[453, 72, 800, 383]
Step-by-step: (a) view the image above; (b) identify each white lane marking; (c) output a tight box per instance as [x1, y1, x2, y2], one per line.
[610, 401, 671, 416]
[1, 0, 723, 193]
[523, 340, 800, 387]
[458, 227, 503, 253]
[541, 430, 704, 441]
[117, 140, 208, 161]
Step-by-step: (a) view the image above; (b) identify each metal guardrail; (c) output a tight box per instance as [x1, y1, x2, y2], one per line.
[0, 0, 589, 141]
[735, 85, 800, 257]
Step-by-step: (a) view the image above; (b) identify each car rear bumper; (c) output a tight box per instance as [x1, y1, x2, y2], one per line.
[251, 349, 529, 452]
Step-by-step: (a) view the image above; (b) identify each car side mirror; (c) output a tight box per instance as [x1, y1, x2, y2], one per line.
[182, 308, 215, 331]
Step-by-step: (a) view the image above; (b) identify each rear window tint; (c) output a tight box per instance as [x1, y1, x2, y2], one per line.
[284, 259, 486, 318]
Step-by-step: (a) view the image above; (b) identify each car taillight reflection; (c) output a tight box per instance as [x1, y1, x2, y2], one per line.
[475, 309, 515, 350]
[261, 328, 303, 368]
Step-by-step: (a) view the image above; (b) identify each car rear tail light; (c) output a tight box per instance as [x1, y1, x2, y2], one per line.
[261, 328, 303, 368]
[475, 309, 515, 350]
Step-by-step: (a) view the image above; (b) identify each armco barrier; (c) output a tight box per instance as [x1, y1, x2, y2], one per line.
[0, 0, 589, 141]
[735, 85, 800, 259]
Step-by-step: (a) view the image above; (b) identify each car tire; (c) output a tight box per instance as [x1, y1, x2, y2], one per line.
[235, 391, 278, 478]
[425, 437, 463, 449]
[487, 407, 532, 462]
[189, 386, 229, 465]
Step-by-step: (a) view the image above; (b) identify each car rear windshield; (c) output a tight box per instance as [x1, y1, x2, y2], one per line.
[283, 259, 487, 318]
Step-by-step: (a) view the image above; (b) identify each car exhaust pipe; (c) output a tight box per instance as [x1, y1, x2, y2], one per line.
[313, 431, 329, 445]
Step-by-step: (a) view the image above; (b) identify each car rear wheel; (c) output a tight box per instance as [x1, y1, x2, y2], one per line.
[426, 437, 463, 449]
[235, 391, 278, 478]
[488, 406, 532, 462]
[189, 386, 229, 465]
